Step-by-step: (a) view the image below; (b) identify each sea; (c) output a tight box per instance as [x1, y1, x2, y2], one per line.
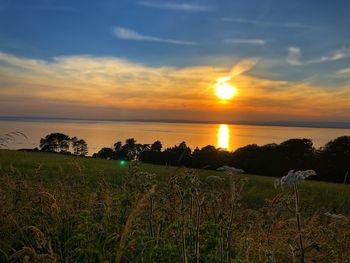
[1, 118, 350, 155]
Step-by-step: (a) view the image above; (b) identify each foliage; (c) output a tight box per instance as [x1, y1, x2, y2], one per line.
[0, 150, 349, 262]
[71, 137, 88, 156]
[40, 133, 71, 153]
[34, 133, 350, 183]
[39, 133, 89, 156]
[317, 136, 350, 182]
[93, 136, 350, 183]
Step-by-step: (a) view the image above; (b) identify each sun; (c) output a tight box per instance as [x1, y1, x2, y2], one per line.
[215, 82, 237, 100]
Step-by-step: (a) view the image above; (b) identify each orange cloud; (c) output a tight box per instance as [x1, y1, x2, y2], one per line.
[0, 52, 350, 122]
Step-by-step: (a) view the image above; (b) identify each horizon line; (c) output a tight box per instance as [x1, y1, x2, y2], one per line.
[1, 115, 350, 129]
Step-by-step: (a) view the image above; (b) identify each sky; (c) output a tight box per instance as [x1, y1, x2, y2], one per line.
[1, 0, 350, 123]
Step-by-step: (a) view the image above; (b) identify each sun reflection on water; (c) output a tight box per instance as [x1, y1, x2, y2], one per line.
[217, 124, 229, 150]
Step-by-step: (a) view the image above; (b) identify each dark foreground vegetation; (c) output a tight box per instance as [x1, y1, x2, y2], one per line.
[94, 136, 350, 183]
[13, 132, 350, 183]
[9, 133, 350, 184]
[0, 150, 349, 262]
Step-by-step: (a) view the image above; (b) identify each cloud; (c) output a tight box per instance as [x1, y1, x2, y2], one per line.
[286, 47, 302, 65]
[213, 58, 258, 89]
[222, 18, 313, 29]
[224, 39, 266, 45]
[336, 67, 350, 75]
[112, 26, 197, 45]
[287, 47, 350, 66]
[138, 1, 213, 12]
[1, 52, 350, 122]
[317, 48, 350, 63]
[229, 58, 259, 76]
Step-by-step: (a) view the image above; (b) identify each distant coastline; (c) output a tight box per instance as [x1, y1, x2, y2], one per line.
[1, 116, 350, 129]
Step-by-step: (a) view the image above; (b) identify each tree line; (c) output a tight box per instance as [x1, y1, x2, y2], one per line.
[38, 133, 88, 156]
[36, 133, 350, 183]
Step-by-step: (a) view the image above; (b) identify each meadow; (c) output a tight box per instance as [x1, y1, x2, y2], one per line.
[0, 150, 349, 262]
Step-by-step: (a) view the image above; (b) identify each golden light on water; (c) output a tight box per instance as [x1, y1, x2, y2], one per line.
[217, 124, 229, 150]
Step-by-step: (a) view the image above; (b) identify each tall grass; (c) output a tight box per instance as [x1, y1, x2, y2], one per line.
[0, 151, 349, 262]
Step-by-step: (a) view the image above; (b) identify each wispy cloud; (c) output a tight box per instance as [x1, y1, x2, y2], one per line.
[112, 26, 197, 45]
[138, 1, 213, 12]
[287, 46, 350, 65]
[336, 67, 350, 75]
[224, 38, 266, 45]
[286, 47, 303, 65]
[229, 58, 259, 76]
[222, 17, 313, 29]
[1, 51, 350, 122]
[317, 48, 350, 63]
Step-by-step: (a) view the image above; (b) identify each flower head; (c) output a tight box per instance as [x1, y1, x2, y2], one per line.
[217, 165, 244, 174]
[275, 169, 316, 188]
[324, 212, 347, 220]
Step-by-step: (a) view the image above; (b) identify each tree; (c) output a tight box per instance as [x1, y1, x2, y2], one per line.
[150, 140, 162, 152]
[191, 145, 231, 169]
[139, 140, 163, 164]
[114, 141, 122, 152]
[164, 141, 192, 166]
[279, 138, 315, 172]
[95, 147, 114, 159]
[137, 143, 150, 153]
[71, 137, 88, 156]
[317, 136, 350, 182]
[123, 138, 138, 160]
[40, 133, 70, 152]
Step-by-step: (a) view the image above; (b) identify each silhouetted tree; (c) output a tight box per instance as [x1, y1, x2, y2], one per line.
[230, 144, 261, 174]
[317, 136, 350, 182]
[123, 138, 137, 160]
[114, 141, 122, 152]
[230, 139, 316, 177]
[95, 147, 114, 159]
[150, 140, 162, 152]
[92, 136, 350, 183]
[164, 141, 192, 166]
[279, 138, 315, 172]
[40, 133, 70, 152]
[191, 145, 231, 169]
[138, 143, 151, 153]
[139, 140, 163, 164]
[71, 137, 88, 156]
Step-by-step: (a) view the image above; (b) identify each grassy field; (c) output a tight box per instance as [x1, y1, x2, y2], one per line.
[1, 150, 349, 213]
[0, 149, 349, 262]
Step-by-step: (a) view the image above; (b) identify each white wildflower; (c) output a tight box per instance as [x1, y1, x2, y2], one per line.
[275, 169, 316, 188]
[324, 212, 347, 220]
[217, 165, 245, 174]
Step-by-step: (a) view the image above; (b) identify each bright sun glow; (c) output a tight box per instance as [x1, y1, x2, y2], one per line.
[214, 82, 237, 100]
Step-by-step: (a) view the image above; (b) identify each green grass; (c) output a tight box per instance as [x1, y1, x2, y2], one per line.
[1, 149, 349, 214]
[1, 149, 349, 262]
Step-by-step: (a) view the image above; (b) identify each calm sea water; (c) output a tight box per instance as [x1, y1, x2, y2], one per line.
[1, 119, 350, 155]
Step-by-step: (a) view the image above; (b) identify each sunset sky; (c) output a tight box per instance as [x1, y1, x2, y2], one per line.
[1, 0, 350, 123]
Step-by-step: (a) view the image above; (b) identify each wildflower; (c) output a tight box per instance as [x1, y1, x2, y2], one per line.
[217, 165, 244, 174]
[275, 169, 316, 188]
[274, 169, 316, 262]
[324, 212, 347, 220]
